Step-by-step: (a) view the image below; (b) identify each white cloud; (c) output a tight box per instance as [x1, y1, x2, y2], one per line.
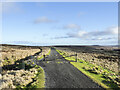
[97, 37, 102, 40]
[2, 41, 49, 46]
[54, 26, 118, 41]
[34, 17, 57, 24]
[78, 31, 87, 37]
[63, 24, 80, 30]
[91, 37, 117, 40]
[107, 26, 118, 35]
[75, 26, 118, 38]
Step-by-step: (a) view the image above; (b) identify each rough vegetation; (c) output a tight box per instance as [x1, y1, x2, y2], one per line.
[0, 44, 50, 89]
[1, 68, 37, 88]
[55, 46, 119, 73]
[1, 44, 40, 67]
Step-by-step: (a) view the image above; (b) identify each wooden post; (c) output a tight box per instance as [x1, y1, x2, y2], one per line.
[22, 60, 25, 70]
[43, 55, 45, 61]
[75, 52, 77, 62]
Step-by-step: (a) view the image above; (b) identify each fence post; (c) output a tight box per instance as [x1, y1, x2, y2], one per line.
[22, 60, 25, 70]
[75, 52, 77, 62]
[43, 55, 45, 61]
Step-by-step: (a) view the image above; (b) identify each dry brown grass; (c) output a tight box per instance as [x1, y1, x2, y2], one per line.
[55, 46, 119, 73]
[1, 45, 41, 66]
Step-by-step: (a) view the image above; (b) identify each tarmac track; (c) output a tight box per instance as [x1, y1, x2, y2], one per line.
[38, 48, 103, 88]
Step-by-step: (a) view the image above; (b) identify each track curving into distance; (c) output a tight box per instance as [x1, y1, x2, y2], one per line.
[38, 48, 103, 88]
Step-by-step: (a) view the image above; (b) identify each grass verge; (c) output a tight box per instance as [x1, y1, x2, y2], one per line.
[36, 66, 45, 88]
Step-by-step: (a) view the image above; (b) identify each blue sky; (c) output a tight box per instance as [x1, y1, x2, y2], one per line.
[2, 2, 118, 46]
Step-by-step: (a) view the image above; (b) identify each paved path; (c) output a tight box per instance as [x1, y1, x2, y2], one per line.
[38, 48, 103, 88]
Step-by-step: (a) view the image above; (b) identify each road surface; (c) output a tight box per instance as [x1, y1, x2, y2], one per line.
[38, 48, 103, 88]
